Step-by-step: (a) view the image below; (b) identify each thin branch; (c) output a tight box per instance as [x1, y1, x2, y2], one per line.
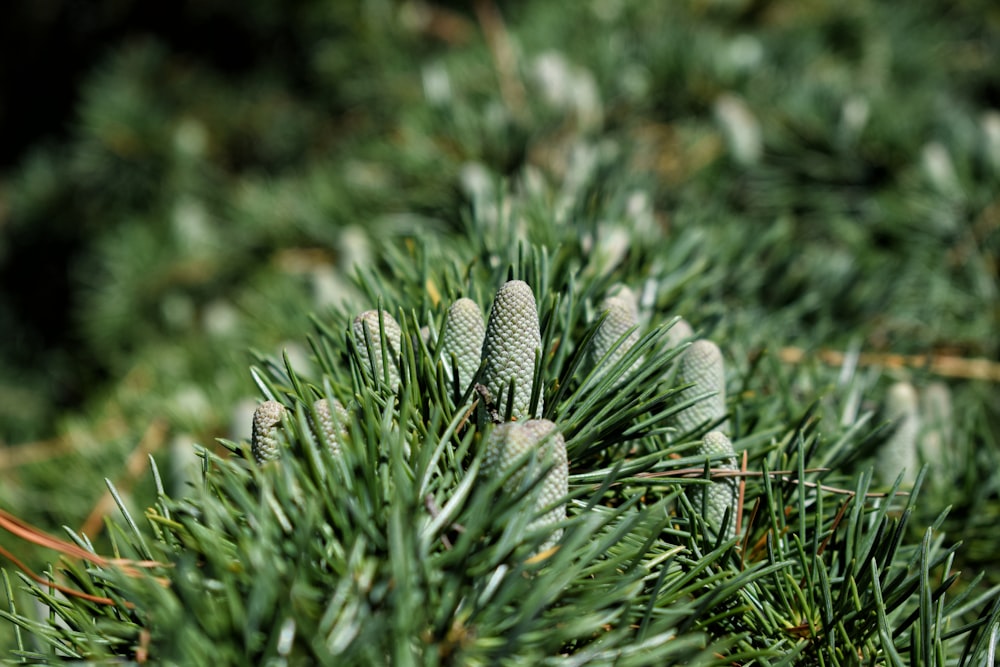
[474, 383, 502, 424]
[0, 506, 170, 605]
[735, 450, 748, 537]
[424, 494, 467, 550]
[780, 346, 1000, 382]
[2, 413, 128, 469]
[406, 3, 476, 45]
[473, 0, 528, 120]
[80, 419, 168, 538]
[629, 467, 903, 499]
[740, 497, 762, 570]
[816, 498, 851, 557]
[0, 543, 122, 607]
[455, 397, 480, 433]
[0, 436, 72, 469]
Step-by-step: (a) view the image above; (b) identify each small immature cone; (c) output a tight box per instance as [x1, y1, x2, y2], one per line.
[481, 280, 543, 420]
[353, 310, 403, 391]
[252, 400, 287, 463]
[665, 318, 694, 351]
[876, 382, 920, 487]
[689, 431, 739, 540]
[311, 398, 349, 456]
[919, 381, 952, 472]
[590, 289, 642, 384]
[484, 419, 568, 552]
[675, 339, 728, 435]
[442, 298, 486, 393]
[606, 283, 639, 313]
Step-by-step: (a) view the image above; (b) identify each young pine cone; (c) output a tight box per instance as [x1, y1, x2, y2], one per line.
[481, 280, 543, 421]
[919, 381, 951, 475]
[689, 430, 739, 540]
[353, 309, 403, 391]
[675, 339, 728, 435]
[875, 381, 920, 488]
[665, 317, 694, 351]
[590, 289, 642, 384]
[441, 297, 486, 394]
[252, 400, 287, 463]
[310, 398, 349, 457]
[483, 419, 568, 552]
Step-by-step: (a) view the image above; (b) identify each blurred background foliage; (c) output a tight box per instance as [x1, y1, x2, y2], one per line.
[0, 0, 998, 646]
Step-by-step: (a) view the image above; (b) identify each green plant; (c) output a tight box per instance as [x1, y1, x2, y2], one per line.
[675, 339, 729, 437]
[2, 234, 997, 665]
[251, 400, 287, 464]
[590, 288, 642, 385]
[2, 1, 999, 664]
[482, 419, 568, 554]
[688, 430, 738, 541]
[480, 280, 544, 422]
[441, 297, 487, 394]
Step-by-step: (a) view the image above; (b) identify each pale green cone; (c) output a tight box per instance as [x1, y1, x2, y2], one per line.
[481, 280, 543, 420]
[590, 291, 642, 383]
[353, 309, 403, 391]
[311, 398, 349, 457]
[419, 325, 435, 347]
[484, 419, 568, 552]
[665, 317, 694, 351]
[876, 381, 920, 487]
[442, 297, 486, 393]
[675, 339, 728, 435]
[919, 381, 952, 471]
[252, 400, 286, 463]
[606, 283, 639, 313]
[690, 430, 738, 540]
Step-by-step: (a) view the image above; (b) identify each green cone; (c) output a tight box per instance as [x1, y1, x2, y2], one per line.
[311, 398, 349, 457]
[675, 339, 727, 435]
[483, 419, 568, 552]
[665, 317, 693, 351]
[876, 381, 920, 487]
[481, 280, 543, 420]
[442, 297, 486, 394]
[690, 430, 739, 540]
[590, 289, 642, 384]
[251, 400, 286, 463]
[353, 309, 403, 391]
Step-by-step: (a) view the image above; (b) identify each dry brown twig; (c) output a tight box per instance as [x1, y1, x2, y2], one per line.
[473, 0, 528, 121]
[630, 466, 902, 499]
[780, 346, 1000, 382]
[0, 436, 72, 470]
[0, 507, 169, 607]
[0, 419, 173, 608]
[79, 418, 169, 538]
[735, 449, 748, 536]
[1, 411, 129, 470]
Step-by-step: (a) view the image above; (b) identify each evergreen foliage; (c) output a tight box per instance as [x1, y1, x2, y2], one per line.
[3, 215, 999, 664]
[589, 288, 643, 385]
[441, 297, 487, 394]
[1, 0, 999, 664]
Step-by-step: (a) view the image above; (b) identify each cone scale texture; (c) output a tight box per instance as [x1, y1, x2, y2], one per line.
[876, 381, 920, 487]
[252, 400, 286, 463]
[590, 290, 642, 383]
[665, 318, 694, 351]
[481, 280, 543, 421]
[353, 309, 403, 391]
[484, 419, 568, 551]
[675, 339, 727, 435]
[691, 430, 738, 540]
[442, 297, 486, 393]
[311, 398, 349, 456]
